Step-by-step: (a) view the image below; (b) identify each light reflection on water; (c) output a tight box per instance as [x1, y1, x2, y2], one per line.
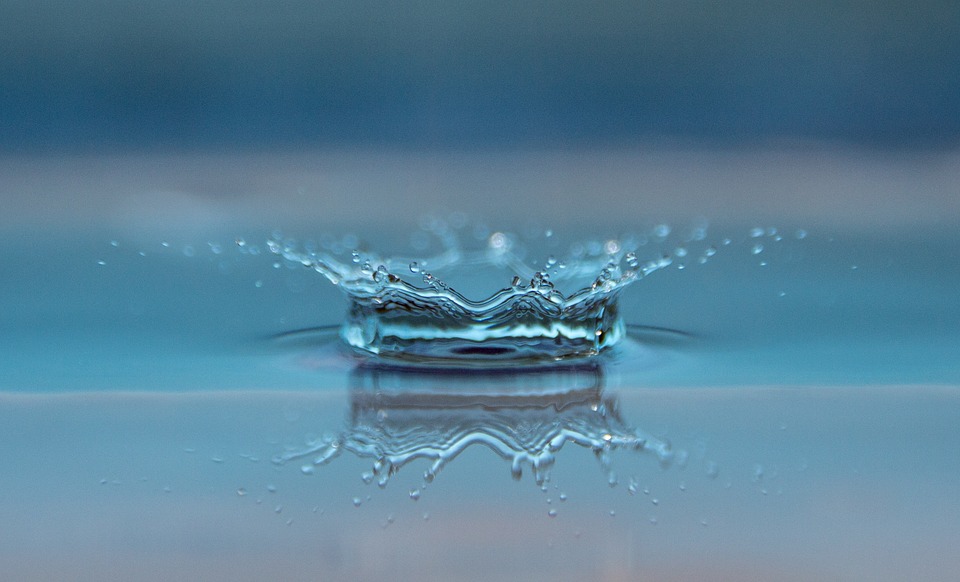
[275, 360, 674, 491]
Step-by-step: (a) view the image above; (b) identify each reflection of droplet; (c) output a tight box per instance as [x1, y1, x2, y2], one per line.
[276, 363, 672, 491]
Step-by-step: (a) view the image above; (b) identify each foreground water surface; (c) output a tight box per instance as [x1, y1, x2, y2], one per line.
[2, 150, 959, 581]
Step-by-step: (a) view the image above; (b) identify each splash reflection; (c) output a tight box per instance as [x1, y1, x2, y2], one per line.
[274, 362, 672, 488]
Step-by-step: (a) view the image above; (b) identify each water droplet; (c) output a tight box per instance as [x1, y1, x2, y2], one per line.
[274, 505, 282, 514]
[488, 232, 508, 250]
[651, 498, 659, 506]
[236, 488, 247, 496]
[704, 246, 717, 257]
[422, 512, 430, 521]
[266, 484, 277, 493]
[408, 261, 420, 273]
[752, 244, 764, 255]
[795, 229, 808, 239]
[409, 488, 421, 501]
[604, 239, 621, 255]
[301, 465, 314, 475]
[352, 497, 362, 507]
[674, 247, 688, 258]
[97, 260, 106, 266]
[653, 224, 671, 238]
[254, 280, 264, 288]
[649, 517, 658, 525]
[110, 240, 119, 247]
[559, 493, 568, 502]
[625, 252, 639, 268]
[609, 510, 616, 517]
[361, 471, 374, 485]
[750, 227, 765, 238]
[548, 509, 558, 518]
[679, 482, 687, 492]
[235, 238, 246, 248]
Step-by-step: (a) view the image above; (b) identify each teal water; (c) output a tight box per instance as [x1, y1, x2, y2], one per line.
[2, 160, 959, 581]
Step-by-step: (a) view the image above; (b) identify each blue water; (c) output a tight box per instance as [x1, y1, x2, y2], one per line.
[2, 156, 959, 581]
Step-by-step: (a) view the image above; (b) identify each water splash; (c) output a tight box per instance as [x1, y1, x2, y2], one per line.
[264, 220, 725, 366]
[273, 363, 673, 488]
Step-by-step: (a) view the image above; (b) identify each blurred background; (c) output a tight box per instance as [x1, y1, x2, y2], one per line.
[2, 1, 959, 230]
[3, 0, 959, 151]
